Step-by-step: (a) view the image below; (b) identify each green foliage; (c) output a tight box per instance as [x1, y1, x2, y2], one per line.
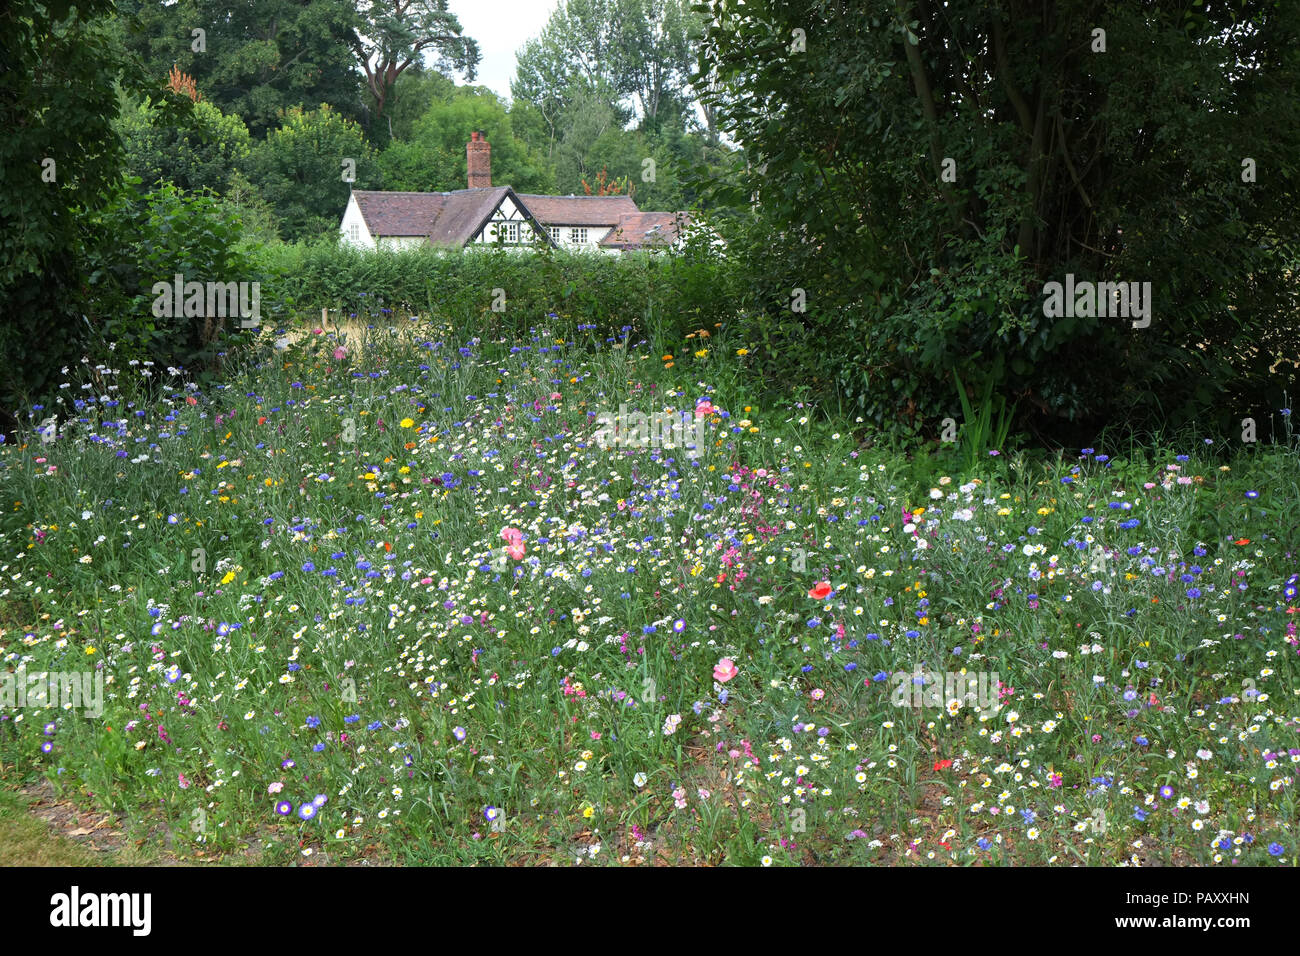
[952, 355, 1017, 474]
[115, 0, 366, 138]
[378, 89, 555, 193]
[255, 241, 740, 346]
[81, 182, 265, 379]
[115, 93, 254, 195]
[248, 105, 378, 241]
[699, 0, 1300, 445]
[344, 0, 479, 135]
[0, 0, 138, 430]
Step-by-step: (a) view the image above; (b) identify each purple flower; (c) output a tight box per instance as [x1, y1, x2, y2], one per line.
[275, 801, 293, 816]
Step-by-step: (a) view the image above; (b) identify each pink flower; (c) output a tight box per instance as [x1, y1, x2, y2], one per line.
[713, 658, 738, 683]
[178, 773, 190, 790]
[694, 401, 715, 419]
[333, 347, 347, 361]
[505, 541, 526, 561]
[808, 581, 832, 600]
[501, 526, 523, 544]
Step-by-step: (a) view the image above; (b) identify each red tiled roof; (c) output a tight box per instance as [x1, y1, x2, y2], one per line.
[425, 187, 511, 247]
[600, 211, 691, 249]
[352, 188, 521, 247]
[515, 194, 640, 226]
[351, 191, 445, 238]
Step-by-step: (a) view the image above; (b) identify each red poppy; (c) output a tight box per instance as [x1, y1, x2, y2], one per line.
[808, 581, 832, 600]
[934, 759, 953, 771]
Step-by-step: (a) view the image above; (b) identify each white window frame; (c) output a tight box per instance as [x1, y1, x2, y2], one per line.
[547, 226, 561, 244]
[348, 223, 360, 242]
[570, 227, 588, 244]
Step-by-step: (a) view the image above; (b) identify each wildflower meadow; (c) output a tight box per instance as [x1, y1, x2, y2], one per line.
[1, 314, 1295, 867]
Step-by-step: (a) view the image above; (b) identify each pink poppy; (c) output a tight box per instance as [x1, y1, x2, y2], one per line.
[694, 401, 715, 419]
[713, 658, 738, 683]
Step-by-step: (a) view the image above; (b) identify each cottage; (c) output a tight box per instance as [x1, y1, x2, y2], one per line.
[339, 132, 713, 253]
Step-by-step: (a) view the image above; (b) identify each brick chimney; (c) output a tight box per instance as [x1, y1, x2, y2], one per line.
[467, 131, 491, 188]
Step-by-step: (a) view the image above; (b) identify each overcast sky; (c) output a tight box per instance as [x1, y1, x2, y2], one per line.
[448, 0, 563, 100]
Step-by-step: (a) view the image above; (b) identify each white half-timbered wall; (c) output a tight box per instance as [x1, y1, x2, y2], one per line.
[470, 195, 540, 246]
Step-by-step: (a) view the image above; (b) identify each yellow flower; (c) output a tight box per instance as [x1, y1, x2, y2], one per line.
[221, 571, 236, 585]
[736, 348, 749, 355]
[694, 349, 708, 358]
[582, 805, 595, 819]
[85, 646, 96, 655]
[400, 418, 414, 428]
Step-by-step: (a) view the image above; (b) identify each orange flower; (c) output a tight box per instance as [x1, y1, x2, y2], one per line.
[1235, 538, 1250, 545]
[808, 581, 832, 600]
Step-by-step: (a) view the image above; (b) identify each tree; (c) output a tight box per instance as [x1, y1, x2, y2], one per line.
[247, 105, 378, 241]
[699, 0, 1300, 441]
[346, 0, 480, 134]
[116, 0, 366, 138]
[511, 0, 703, 139]
[382, 67, 458, 144]
[115, 92, 254, 196]
[377, 89, 555, 193]
[0, 0, 139, 431]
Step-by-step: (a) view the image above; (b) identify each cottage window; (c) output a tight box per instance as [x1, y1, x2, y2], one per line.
[348, 224, 360, 242]
[570, 227, 588, 244]
[500, 221, 520, 243]
[548, 226, 562, 244]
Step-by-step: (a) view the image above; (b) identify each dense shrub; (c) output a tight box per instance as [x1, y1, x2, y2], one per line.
[255, 237, 740, 346]
[81, 181, 265, 378]
[700, 0, 1300, 447]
